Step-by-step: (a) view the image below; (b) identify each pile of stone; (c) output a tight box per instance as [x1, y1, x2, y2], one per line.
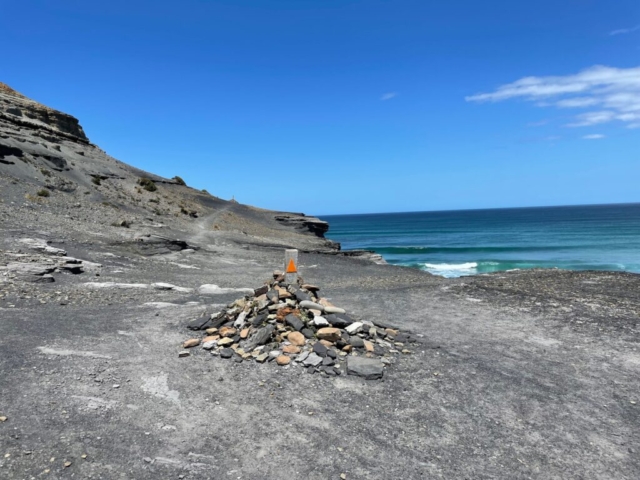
[181, 272, 420, 379]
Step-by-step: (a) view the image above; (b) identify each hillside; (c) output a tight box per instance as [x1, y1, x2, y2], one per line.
[0, 81, 337, 255]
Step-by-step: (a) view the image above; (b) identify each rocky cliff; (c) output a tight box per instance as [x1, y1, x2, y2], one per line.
[0, 82, 88, 143]
[0, 82, 337, 253]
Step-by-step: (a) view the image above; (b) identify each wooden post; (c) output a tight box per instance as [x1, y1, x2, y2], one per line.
[284, 249, 298, 284]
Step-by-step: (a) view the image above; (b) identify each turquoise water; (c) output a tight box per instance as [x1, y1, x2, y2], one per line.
[320, 204, 640, 278]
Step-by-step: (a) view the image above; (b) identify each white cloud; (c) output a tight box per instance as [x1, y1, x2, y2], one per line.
[583, 134, 605, 139]
[556, 97, 598, 108]
[381, 92, 397, 101]
[610, 25, 640, 36]
[567, 110, 616, 127]
[466, 65, 640, 129]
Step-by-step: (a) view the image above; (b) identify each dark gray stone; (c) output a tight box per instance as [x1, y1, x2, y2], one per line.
[322, 356, 335, 366]
[266, 289, 279, 303]
[244, 325, 275, 351]
[294, 290, 310, 302]
[187, 315, 211, 331]
[350, 336, 364, 348]
[333, 366, 342, 376]
[324, 314, 351, 328]
[372, 320, 396, 330]
[254, 285, 268, 297]
[251, 313, 267, 327]
[346, 356, 384, 380]
[323, 365, 336, 376]
[395, 332, 410, 343]
[301, 328, 314, 339]
[313, 342, 328, 357]
[327, 349, 337, 359]
[285, 314, 304, 332]
[209, 312, 228, 329]
[220, 348, 234, 359]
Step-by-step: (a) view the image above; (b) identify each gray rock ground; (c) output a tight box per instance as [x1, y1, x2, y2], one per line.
[1, 83, 639, 479]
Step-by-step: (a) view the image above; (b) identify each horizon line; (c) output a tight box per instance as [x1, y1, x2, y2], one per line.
[316, 201, 640, 217]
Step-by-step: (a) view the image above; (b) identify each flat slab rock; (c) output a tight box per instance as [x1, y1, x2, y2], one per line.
[346, 356, 384, 380]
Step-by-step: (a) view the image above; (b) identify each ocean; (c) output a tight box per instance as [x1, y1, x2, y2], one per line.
[319, 203, 640, 278]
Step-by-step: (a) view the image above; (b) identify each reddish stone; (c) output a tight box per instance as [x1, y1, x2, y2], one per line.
[283, 345, 301, 354]
[317, 327, 341, 342]
[182, 338, 200, 348]
[276, 355, 291, 365]
[288, 331, 306, 346]
[219, 326, 237, 337]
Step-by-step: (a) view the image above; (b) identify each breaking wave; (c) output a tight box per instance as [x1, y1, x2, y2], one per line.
[421, 262, 479, 278]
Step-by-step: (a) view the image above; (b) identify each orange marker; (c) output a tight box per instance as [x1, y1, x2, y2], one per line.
[286, 258, 297, 273]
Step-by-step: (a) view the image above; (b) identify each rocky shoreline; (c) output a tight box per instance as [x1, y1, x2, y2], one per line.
[1, 83, 639, 479]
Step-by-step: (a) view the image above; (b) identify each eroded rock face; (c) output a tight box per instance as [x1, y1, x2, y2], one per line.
[0, 81, 343, 257]
[0, 82, 88, 142]
[274, 214, 330, 238]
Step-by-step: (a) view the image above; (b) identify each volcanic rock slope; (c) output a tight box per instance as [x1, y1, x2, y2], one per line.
[1, 83, 639, 479]
[0, 81, 335, 255]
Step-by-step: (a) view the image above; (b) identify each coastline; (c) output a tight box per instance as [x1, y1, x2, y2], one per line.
[1, 86, 639, 478]
[1, 199, 639, 477]
[320, 204, 640, 278]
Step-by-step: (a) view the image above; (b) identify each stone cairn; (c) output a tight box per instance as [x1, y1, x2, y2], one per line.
[181, 272, 419, 379]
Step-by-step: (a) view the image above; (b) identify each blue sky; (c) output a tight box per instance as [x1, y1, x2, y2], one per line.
[3, 0, 639, 214]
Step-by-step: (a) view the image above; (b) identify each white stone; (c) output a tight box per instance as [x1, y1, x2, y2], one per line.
[324, 306, 346, 314]
[198, 284, 254, 295]
[202, 341, 217, 350]
[345, 322, 363, 335]
[299, 300, 324, 311]
[313, 316, 330, 327]
[152, 283, 193, 293]
[234, 311, 248, 327]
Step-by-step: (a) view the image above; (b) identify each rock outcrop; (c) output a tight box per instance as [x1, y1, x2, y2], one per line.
[274, 214, 330, 237]
[0, 82, 88, 142]
[0, 81, 338, 252]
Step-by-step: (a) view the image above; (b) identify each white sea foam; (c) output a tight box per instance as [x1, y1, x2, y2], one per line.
[422, 262, 478, 278]
[424, 262, 478, 271]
